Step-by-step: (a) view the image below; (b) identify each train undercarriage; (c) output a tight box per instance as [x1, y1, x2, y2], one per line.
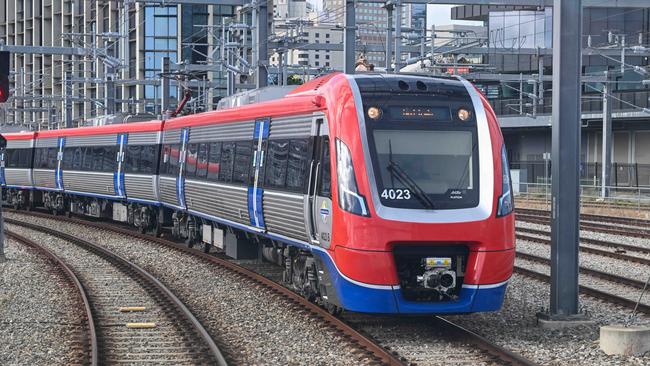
[4, 190, 341, 314]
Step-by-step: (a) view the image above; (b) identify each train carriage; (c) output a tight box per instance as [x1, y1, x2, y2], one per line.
[1, 72, 515, 315]
[1, 132, 35, 208]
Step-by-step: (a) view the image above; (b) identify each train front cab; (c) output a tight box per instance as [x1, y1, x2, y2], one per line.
[315, 74, 515, 314]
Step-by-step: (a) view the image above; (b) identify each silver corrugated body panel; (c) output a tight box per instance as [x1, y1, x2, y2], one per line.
[125, 174, 157, 201]
[33, 169, 56, 189]
[269, 115, 312, 139]
[6, 140, 33, 149]
[4, 168, 33, 187]
[185, 179, 250, 225]
[35, 138, 59, 148]
[263, 190, 309, 242]
[159, 176, 179, 207]
[64, 171, 114, 196]
[128, 131, 160, 145]
[66, 134, 118, 147]
[163, 129, 182, 144]
[189, 121, 254, 143]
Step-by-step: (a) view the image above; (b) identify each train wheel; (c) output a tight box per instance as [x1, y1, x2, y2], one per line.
[203, 242, 211, 254]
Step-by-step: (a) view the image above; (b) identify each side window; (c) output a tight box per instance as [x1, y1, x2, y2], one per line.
[319, 138, 331, 198]
[34, 148, 44, 169]
[168, 144, 181, 176]
[185, 143, 198, 178]
[82, 147, 93, 171]
[265, 140, 289, 188]
[8, 149, 18, 168]
[63, 147, 73, 169]
[286, 139, 310, 191]
[48, 148, 59, 170]
[104, 146, 117, 172]
[233, 141, 252, 184]
[141, 145, 157, 174]
[219, 142, 235, 182]
[126, 145, 141, 173]
[207, 142, 221, 180]
[160, 145, 170, 175]
[91, 147, 104, 172]
[196, 143, 209, 179]
[72, 147, 83, 170]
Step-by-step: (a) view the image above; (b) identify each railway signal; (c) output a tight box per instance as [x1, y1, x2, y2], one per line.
[0, 51, 9, 103]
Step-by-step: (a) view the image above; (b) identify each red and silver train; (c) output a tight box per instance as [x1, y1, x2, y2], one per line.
[1, 73, 515, 314]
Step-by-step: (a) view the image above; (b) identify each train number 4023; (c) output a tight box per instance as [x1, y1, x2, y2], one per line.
[381, 189, 412, 200]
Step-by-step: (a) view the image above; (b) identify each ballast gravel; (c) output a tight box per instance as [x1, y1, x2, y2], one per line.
[8, 212, 650, 366]
[6, 213, 372, 365]
[0, 237, 85, 365]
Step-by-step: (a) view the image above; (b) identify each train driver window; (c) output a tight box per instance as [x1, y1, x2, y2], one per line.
[319, 138, 331, 198]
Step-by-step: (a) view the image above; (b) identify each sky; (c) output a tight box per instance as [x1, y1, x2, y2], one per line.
[306, 1, 481, 27]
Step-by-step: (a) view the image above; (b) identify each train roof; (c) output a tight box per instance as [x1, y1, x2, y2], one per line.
[2, 131, 36, 140]
[163, 93, 326, 131]
[36, 120, 164, 138]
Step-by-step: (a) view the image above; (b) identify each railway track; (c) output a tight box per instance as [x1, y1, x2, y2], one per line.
[516, 230, 650, 266]
[5, 219, 226, 366]
[516, 208, 650, 239]
[6, 208, 537, 366]
[515, 252, 650, 314]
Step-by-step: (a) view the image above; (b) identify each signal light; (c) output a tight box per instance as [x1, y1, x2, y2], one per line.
[0, 51, 10, 103]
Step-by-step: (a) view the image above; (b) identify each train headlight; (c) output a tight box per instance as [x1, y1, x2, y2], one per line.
[496, 144, 514, 217]
[335, 138, 370, 217]
[367, 107, 382, 120]
[457, 108, 471, 121]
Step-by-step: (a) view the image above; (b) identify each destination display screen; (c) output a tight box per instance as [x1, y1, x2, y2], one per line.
[390, 106, 451, 121]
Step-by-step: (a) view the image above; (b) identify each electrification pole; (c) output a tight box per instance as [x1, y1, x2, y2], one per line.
[343, 0, 356, 74]
[601, 71, 613, 198]
[548, 0, 583, 320]
[385, 2, 394, 72]
[257, 0, 268, 88]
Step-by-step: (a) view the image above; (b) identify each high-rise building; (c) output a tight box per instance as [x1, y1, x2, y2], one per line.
[321, 1, 426, 67]
[0, 1, 237, 130]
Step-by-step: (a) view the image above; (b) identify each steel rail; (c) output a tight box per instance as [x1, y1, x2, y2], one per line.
[517, 213, 650, 240]
[517, 208, 650, 229]
[5, 230, 99, 366]
[516, 232, 650, 266]
[517, 251, 648, 290]
[517, 226, 650, 255]
[5, 218, 227, 366]
[5, 210, 405, 366]
[433, 316, 539, 366]
[514, 266, 650, 315]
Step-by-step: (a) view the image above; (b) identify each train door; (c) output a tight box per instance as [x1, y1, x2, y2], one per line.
[177, 128, 189, 208]
[308, 121, 333, 248]
[55, 137, 65, 190]
[114, 133, 127, 197]
[249, 118, 269, 230]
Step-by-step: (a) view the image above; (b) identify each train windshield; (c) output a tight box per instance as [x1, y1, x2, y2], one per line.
[361, 92, 480, 209]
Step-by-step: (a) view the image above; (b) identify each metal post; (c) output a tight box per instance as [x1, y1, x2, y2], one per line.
[394, 1, 402, 72]
[548, 0, 583, 319]
[105, 66, 116, 115]
[160, 56, 171, 119]
[385, 2, 394, 72]
[256, 0, 268, 88]
[519, 73, 523, 114]
[64, 71, 73, 128]
[601, 71, 612, 198]
[0, 198, 4, 263]
[343, 0, 356, 74]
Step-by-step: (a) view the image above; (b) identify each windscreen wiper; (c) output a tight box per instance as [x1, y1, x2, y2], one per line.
[387, 140, 435, 209]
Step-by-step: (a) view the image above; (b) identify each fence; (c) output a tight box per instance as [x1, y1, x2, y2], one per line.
[511, 161, 650, 188]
